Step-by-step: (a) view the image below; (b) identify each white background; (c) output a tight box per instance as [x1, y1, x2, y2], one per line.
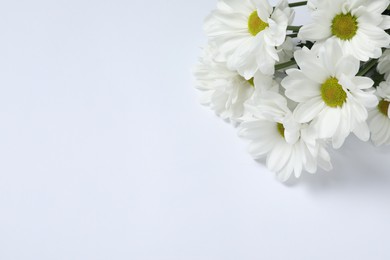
[0, 0, 390, 259]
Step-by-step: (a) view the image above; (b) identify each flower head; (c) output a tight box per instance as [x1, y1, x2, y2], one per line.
[298, 0, 390, 61]
[368, 77, 390, 145]
[282, 41, 378, 148]
[204, 0, 294, 78]
[240, 91, 332, 181]
[194, 45, 256, 122]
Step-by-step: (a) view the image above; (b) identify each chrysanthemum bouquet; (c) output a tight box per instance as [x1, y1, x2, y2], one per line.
[194, 0, 390, 181]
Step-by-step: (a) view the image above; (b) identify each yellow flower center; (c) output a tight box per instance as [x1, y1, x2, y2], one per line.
[248, 11, 269, 36]
[321, 77, 347, 108]
[277, 123, 285, 138]
[378, 99, 390, 116]
[331, 13, 358, 40]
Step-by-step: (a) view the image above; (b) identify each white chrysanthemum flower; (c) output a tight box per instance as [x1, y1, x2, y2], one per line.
[298, 0, 390, 61]
[194, 45, 255, 122]
[378, 49, 390, 78]
[368, 77, 390, 145]
[282, 41, 378, 149]
[204, 0, 294, 78]
[239, 91, 332, 181]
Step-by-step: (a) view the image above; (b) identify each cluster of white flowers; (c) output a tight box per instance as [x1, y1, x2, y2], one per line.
[194, 0, 390, 181]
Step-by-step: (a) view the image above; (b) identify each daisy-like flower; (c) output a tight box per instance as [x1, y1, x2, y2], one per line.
[368, 77, 390, 145]
[298, 0, 390, 61]
[378, 49, 390, 79]
[194, 45, 255, 122]
[239, 91, 332, 181]
[281, 41, 378, 149]
[194, 45, 275, 122]
[204, 0, 294, 79]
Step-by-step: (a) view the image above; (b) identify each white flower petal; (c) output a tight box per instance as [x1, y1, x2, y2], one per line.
[316, 108, 341, 139]
[352, 121, 370, 142]
[293, 97, 325, 123]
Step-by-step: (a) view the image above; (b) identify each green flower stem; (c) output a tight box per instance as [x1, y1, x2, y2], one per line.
[287, 25, 302, 32]
[275, 59, 296, 71]
[288, 1, 307, 7]
[287, 33, 298, 38]
[357, 59, 378, 76]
